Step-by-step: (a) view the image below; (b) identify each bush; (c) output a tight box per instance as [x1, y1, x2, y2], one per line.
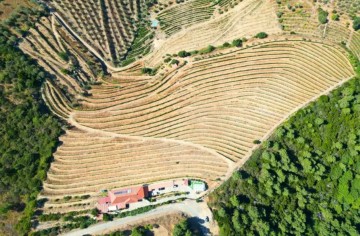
[331, 13, 339, 21]
[91, 208, 99, 217]
[232, 39, 242, 47]
[254, 32, 268, 39]
[353, 17, 360, 31]
[63, 196, 72, 201]
[141, 67, 157, 75]
[177, 50, 190, 57]
[102, 213, 113, 221]
[222, 42, 231, 48]
[253, 140, 261, 144]
[58, 51, 69, 62]
[200, 45, 216, 54]
[80, 194, 91, 199]
[170, 59, 179, 65]
[318, 8, 328, 24]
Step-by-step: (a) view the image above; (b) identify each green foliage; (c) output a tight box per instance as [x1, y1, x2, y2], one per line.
[178, 50, 190, 57]
[172, 219, 192, 236]
[0, 25, 61, 234]
[103, 213, 113, 221]
[318, 8, 328, 24]
[91, 208, 99, 217]
[231, 39, 242, 47]
[57, 51, 69, 62]
[254, 32, 268, 39]
[200, 45, 216, 54]
[222, 42, 231, 48]
[210, 71, 360, 234]
[171, 59, 180, 65]
[353, 17, 360, 31]
[131, 226, 147, 236]
[331, 13, 340, 21]
[141, 67, 157, 75]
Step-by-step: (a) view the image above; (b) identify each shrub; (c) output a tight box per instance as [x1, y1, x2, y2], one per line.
[232, 39, 242, 47]
[353, 17, 360, 31]
[318, 8, 328, 24]
[170, 59, 179, 65]
[58, 51, 69, 62]
[141, 67, 157, 75]
[90, 208, 99, 217]
[222, 42, 231, 48]
[331, 13, 339, 21]
[200, 45, 216, 54]
[254, 32, 268, 39]
[177, 50, 190, 57]
[63, 196, 72, 201]
[80, 195, 91, 199]
[102, 213, 113, 221]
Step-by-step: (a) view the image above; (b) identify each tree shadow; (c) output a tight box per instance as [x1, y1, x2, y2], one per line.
[188, 216, 208, 236]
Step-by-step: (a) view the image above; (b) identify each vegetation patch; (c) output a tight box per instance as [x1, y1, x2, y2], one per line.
[0, 25, 61, 235]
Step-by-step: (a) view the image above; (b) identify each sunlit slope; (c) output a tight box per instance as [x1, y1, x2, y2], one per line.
[147, 0, 281, 66]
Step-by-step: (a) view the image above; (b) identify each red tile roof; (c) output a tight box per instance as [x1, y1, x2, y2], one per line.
[109, 186, 148, 205]
[98, 196, 110, 205]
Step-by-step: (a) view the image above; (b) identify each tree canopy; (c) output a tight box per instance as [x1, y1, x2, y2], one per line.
[0, 24, 61, 235]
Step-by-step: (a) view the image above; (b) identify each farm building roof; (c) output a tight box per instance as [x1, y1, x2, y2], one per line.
[109, 185, 148, 205]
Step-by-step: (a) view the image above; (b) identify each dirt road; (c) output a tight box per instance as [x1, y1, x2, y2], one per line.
[61, 200, 216, 236]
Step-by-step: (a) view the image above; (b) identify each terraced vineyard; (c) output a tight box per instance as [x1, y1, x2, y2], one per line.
[157, 0, 215, 36]
[148, 0, 281, 66]
[39, 40, 354, 213]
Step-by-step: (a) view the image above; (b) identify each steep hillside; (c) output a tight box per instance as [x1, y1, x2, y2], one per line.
[1, 0, 359, 234]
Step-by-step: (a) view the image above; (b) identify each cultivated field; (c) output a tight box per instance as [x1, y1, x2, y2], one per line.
[157, 0, 215, 36]
[148, 0, 282, 66]
[38, 39, 354, 213]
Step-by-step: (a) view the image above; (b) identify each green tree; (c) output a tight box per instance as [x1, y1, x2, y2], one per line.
[353, 17, 360, 31]
[254, 32, 268, 39]
[318, 8, 328, 24]
[232, 39, 243, 47]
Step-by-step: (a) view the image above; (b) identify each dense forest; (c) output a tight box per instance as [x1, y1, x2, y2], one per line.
[209, 56, 360, 235]
[0, 21, 61, 236]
